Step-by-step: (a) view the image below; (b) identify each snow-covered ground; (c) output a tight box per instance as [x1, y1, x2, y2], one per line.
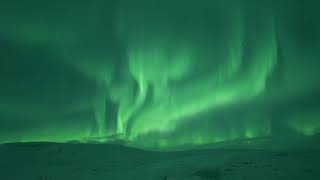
[0, 142, 319, 180]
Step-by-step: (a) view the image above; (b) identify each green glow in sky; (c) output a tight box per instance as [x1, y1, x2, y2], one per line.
[287, 110, 320, 136]
[0, 0, 320, 150]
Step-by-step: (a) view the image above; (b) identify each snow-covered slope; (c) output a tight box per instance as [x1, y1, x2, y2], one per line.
[0, 142, 319, 180]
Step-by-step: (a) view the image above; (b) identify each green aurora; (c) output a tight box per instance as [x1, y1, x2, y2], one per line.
[0, 0, 320, 149]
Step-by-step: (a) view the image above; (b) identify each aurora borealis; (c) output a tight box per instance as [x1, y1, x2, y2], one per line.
[1, 0, 320, 149]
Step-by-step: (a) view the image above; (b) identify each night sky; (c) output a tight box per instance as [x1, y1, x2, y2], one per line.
[1, 0, 320, 149]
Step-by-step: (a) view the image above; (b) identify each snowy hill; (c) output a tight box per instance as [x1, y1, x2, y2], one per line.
[1, 142, 319, 180]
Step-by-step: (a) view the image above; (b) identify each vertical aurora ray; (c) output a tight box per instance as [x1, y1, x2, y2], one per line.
[93, 83, 107, 137]
[116, 65, 148, 136]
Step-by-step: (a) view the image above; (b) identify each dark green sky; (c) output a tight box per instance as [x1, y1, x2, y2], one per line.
[0, 0, 320, 149]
